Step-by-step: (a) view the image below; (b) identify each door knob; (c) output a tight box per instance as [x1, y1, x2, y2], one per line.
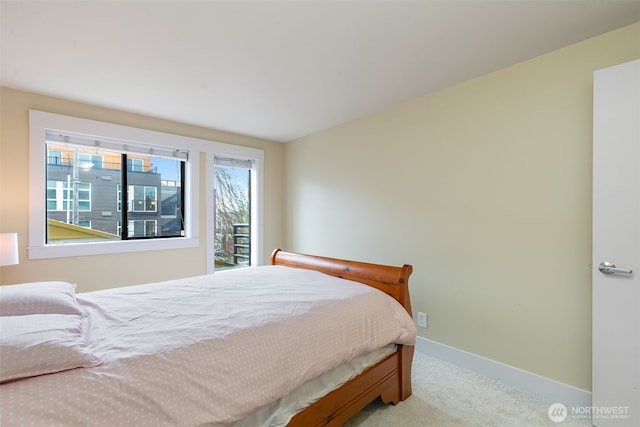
[598, 261, 633, 275]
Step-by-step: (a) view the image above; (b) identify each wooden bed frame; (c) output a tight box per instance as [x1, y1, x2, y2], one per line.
[271, 249, 415, 426]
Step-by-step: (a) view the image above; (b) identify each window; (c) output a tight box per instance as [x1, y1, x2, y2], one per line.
[129, 158, 144, 172]
[44, 137, 184, 243]
[130, 186, 158, 213]
[47, 181, 91, 212]
[121, 220, 157, 238]
[207, 149, 264, 273]
[214, 156, 253, 270]
[118, 185, 159, 213]
[29, 110, 200, 259]
[29, 110, 263, 268]
[47, 149, 62, 165]
[78, 153, 104, 169]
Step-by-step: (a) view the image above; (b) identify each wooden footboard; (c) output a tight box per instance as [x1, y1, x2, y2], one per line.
[271, 249, 415, 426]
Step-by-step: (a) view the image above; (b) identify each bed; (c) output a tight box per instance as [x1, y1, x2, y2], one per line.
[0, 249, 416, 426]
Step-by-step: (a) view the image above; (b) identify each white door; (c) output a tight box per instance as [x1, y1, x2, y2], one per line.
[593, 59, 640, 427]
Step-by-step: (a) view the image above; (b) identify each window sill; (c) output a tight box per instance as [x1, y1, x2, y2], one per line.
[28, 237, 200, 260]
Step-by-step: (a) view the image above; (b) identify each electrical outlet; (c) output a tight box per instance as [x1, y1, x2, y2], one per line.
[418, 312, 427, 328]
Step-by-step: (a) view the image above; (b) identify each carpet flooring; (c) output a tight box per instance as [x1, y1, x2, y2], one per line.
[343, 351, 590, 427]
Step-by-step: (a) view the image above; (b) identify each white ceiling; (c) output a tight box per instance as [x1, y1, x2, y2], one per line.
[2, 1, 639, 143]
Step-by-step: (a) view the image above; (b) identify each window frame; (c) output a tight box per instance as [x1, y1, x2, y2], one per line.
[29, 110, 264, 267]
[206, 150, 264, 273]
[29, 110, 201, 259]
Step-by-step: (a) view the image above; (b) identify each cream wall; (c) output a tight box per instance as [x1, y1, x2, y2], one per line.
[0, 87, 285, 291]
[284, 22, 640, 391]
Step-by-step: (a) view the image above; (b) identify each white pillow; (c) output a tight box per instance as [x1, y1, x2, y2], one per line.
[0, 314, 102, 383]
[0, 281, 83, 316]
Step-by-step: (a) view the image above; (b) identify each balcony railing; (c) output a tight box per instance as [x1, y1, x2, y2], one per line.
[47, 157, 159, 173]
[214, 223, 250, 269]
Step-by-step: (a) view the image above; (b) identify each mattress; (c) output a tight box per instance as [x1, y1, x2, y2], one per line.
[233, 344, 397, 426]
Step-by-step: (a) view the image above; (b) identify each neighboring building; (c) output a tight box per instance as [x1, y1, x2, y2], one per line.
[46, 145, 181, 240]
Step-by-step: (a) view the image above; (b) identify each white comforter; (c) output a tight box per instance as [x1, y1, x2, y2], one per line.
[0, 265, 416, 426]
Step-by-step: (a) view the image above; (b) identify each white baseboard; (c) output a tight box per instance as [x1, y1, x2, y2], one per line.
[415, 337, 592, 411]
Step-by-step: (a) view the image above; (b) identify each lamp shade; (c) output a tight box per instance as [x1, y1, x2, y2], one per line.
[0, 233, 19, 266]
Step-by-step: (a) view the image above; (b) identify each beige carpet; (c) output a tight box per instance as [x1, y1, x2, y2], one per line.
[344, 352, 590, 427]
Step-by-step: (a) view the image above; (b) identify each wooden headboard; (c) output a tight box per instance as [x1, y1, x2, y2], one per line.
[271, 249, 413, 317]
